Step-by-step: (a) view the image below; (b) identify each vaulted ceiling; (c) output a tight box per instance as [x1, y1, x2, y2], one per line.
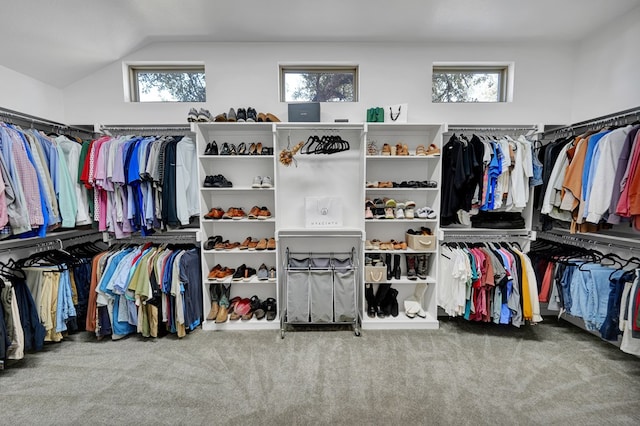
[2, 0, 639, 88]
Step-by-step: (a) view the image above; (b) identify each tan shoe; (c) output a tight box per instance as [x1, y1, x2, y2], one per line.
[256, 238, 268, 251]
[207, 301, 219, 320]
[267, 238, 276, 250]
[215, 305, 228, 323]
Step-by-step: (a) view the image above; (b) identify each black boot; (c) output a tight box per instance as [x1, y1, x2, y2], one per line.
[386, 253, 392, 280]
[393, 254, 401, 280]
[365, 283, 376, 318]
[380, 286, 399, 317]
[374, 283, 391, 318]
[406, 255, 417, 280]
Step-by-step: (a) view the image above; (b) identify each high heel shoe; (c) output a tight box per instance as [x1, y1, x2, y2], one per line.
[237, 142, 247, 155]
[249, 142, 257, 155]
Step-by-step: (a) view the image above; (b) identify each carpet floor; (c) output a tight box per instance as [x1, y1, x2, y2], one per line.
[2, 318, 640, 425]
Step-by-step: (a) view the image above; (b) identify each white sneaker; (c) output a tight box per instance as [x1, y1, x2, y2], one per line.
[420, 207, 437, 219]
[251, 176, 262, 188]
[405, 207, 415, 219]
[261, 176, 273, 188]
[395, 208, 405, 219]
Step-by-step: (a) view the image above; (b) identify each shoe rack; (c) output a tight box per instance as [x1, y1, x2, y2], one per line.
[362, 123, 444, 330]
[192, 122, 279, 330]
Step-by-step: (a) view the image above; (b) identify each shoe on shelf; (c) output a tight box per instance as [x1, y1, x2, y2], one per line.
[417, 207, 437, 219]
[203, 235, 223, 251]
[229, 143, 237, 155]
[227, 108, 237, 122]
[197, 108, 213, 122]
[203, 207, 224, 220]
[257, 206, 272, 220]
[244, 267, 257, 282]
[257, 263, 269, 281]
[425, 143, 441, 157]
[261, 145, 272, 155]
[261, 176, 273, 188]
[405, 206, 415, 219]
[384, 198, 396, 208]
[220, 142, 231, 155]
[205, 140, 218, 155]
[256, 238, 268, 251]
[267, 237, 276, 250]
[252, 176, 263, 188]
[381, 143, 391, 156]
[187, 108, 199, 122]
[236, 108, 247, 122]
[232, 264, 247, 281]
[203, 175, 215, 187]
[207, 264, 223, 280]
[265, 113, 280, 122]
[365, 207, 374, 219]
[212, 174, 232, 188]
[237, 142, 247, 155]
[264, 297, 277, 321]
[384, 207, 395, 219]
[251, 296, 266, 319]
[395, 207, 405, 219]
[248, 205, 261, 219]
[246, 107, 257, 122]
[214, 112, 227, 122]
[232, 208, 246, 220]
[268, 267, 277, 282]
[415, 144, 426, 156]
[419, 180, 438, 188]
[257, 112, 267, 122]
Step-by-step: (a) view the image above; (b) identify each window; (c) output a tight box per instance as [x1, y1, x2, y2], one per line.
[432, 65, 508, 103]
[280, 65, 358, 102]
[129, 65, 206, 102]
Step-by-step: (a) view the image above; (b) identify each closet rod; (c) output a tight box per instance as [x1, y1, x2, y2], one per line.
[0, 230, 100, 254]
[0, 106, 94, 136]
[544, 105, 640, 136]
[441, 232, 531, 240]
[537, 231, 638, 253]
[446, 124, 540, 132]
[106, 232, 198, 245]
[98, 124, 193, 135]
[276, 126, 361, 131]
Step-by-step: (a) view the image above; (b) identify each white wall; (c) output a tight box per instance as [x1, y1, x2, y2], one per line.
[63, 41, 575, 127]
[0, 65, 65, 122]
[570, 5, 640, 122]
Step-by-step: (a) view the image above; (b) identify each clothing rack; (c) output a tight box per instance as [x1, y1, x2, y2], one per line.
[440, 232, 532, 241]
[0, 106, 95, 138]
[537, 230, 638, 254]
[104, 231, 198, 246]
[543, 105, 640, 138]
[0, 230, 101, 255]
[97, 124, 193, 136]
[446, 124, 541, 134]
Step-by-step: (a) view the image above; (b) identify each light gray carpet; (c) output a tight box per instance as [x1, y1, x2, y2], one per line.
[2, 318, 640, 425]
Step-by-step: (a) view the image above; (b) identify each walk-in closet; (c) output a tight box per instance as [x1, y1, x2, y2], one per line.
[2, 1, 640, 424]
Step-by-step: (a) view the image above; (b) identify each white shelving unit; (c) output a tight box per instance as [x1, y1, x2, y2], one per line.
[362, 123, 444, 330]
[192, 122, 279, 330]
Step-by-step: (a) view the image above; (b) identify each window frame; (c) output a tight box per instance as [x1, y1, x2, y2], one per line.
[279, 65, 359, 103]
[432, 65, 510, 103]
[128, 64, 206, 103]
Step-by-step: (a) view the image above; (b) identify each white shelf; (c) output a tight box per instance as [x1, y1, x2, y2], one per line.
[365, 187, 438, 191]
[365, 248, 436, 254]
[366, 155, 440, 160]
[365, 218, 438, 223]
[201, 218, 276, 223]
[202, 249, 277, 254]
[198, 155, 274, 160]
[193, 122, 274, 131]
[365, 276, 436, 285]
[204, 277, 277, 284]
[200, 187, 275, 191]
[361, 312, 439, 330]
[201, 317, 280, 331]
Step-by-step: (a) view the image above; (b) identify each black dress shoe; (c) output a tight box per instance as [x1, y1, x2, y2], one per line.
[220, 142, 231, 155]
[203, 176, 215, 187]
[207, 140, 218, 155]
[204, 142, 212, 155]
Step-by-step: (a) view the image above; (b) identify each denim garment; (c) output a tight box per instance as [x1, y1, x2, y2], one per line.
[585, 264, 615, 331]
[560, 264, 576, 313]
[600, 271, 633, 340]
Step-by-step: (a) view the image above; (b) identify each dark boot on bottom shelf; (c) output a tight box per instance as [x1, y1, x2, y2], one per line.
[385, 253, 392, 280]
[393, 254, 401, 280]
[374, 283, 391, 318]
[381, 287, 399, 318]
[416, 254, 428, 280]
[365, 283, 376, 318]
[406, 255, 417, 280]
[207, 284, 222, 320]
[404, 282, 429, 318]
[215, 284, 232, 323]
